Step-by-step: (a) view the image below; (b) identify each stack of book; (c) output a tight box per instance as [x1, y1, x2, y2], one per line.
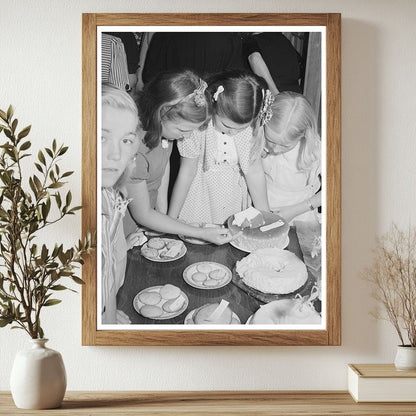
[348, 364, 416, 402]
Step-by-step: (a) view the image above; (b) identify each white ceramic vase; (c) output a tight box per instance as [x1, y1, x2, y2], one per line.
[10, 338, 67, 409]
[394, 345, 416, 371]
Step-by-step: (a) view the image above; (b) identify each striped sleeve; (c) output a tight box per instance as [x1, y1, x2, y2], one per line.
[101, 34, 130, 91]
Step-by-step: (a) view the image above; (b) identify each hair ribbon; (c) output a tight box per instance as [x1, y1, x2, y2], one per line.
[259, 89, 275, 126]
[193, 79, 208, 107]
[213, 85, 224, 102]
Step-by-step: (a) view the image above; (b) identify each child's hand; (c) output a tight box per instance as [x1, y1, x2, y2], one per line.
[201, 227, 238, 246]
[126, 230, 147, 249]
[273, 206, 300, 223]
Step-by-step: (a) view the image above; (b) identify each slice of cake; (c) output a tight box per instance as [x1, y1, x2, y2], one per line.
[228, 210, 290, 252]
[232, 207, 265, 229]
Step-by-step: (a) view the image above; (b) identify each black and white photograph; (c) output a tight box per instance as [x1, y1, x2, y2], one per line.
[98, 27, 326, 331]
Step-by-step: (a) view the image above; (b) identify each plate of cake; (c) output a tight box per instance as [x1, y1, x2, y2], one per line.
[133, 284, 189, 320]
[184, 300, 240, 325]
[140, 238, 186, 262]
[232, 248, 310, 303]
[183, 262, 232, 289]
[227, 207, 290, 252]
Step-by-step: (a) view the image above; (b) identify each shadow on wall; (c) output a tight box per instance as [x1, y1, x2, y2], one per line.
[340, 19, 381, 356]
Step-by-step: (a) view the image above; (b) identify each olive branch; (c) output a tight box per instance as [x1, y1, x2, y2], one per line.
[0, 105, 94, 339]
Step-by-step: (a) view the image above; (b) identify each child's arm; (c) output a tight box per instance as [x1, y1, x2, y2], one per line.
[248, 52, 279, 96]
[168, 156, 198, 219]
[273, 191, 322, 223]
[125, 179, 234, 245]
[245, 158, 271, 212]
[155, 160, 170, 214]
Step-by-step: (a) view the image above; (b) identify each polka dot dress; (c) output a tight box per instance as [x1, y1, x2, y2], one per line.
[177, 122, 254, 225]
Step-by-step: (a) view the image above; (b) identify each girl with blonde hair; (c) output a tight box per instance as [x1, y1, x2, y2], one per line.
[262, 91, 321, 223]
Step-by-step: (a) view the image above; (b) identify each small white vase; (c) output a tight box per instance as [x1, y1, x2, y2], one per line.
[394, 345, 416, 371]
[10, 338, 67, 409]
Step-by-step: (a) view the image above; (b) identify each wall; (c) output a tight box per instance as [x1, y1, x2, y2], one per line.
[1, 0, 415, 391]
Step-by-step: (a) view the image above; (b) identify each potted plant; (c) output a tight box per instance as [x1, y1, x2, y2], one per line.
[0, 105, 94, 408]
[363, 223, 416, 370]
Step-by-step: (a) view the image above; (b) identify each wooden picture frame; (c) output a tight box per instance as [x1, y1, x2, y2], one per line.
[82, 13, 341, 346]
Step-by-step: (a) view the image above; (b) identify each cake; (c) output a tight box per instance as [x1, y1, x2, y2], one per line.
[235, 248, 308, 294]
[228, 208, 290, 252]
[248, 298, 321, 325]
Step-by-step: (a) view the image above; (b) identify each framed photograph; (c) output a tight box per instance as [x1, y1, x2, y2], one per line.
[82, 13, 341, 346]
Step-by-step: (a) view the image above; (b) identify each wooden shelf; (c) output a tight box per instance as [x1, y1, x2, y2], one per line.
[1, 391, 416, 415]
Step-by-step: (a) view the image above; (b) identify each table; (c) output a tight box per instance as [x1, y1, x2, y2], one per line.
[117, 227, 318, 325]
[1, 391, 415, 415]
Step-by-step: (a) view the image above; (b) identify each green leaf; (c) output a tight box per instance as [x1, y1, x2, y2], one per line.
[69, 206, 82, 212]
[29, 177, 37, 197]
[38, 325, 44, 339]
[50, 285, 68, 291]
[6, 105, 14, 122]
[17, 125, 31, 140]
[38, 150, 46, 165]
[19, 140, 31, 151]
[41, 202, 50, 220]
[11, 118, 18, 133]
[45, 148, 53, 158]
[0, 109, 7, 121]
[34, 163, 43, 173]
[71, 276, 85, 285]
[43, 299, 62, 307]
[58, 146, 68, 156]
[0, 317, 13, 327]
[55, 192, 62, 208]
[61, 171, 74, 178]
[33, 175, 43, 192]
[65, 191, 72, 207]
[48, 182, 64, 189]
[52, 139, 57, 152]
[59, 271, 74, 277]
[3, 129, 12, 140]
[41, 244, 48, 262]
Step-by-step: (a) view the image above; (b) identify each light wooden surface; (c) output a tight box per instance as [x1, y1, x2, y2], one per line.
[1, 391, 416, 415]
[82, 12, 341, 347]
[350, 363, 416, 378]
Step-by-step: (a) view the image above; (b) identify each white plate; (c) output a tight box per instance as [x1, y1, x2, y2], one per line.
[183, 262, 232, 290]
[141, 238, 187, 262]
[133, 285, 189, 320]
[184, 308, 241, 324]
[230, 235, 290, 253]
